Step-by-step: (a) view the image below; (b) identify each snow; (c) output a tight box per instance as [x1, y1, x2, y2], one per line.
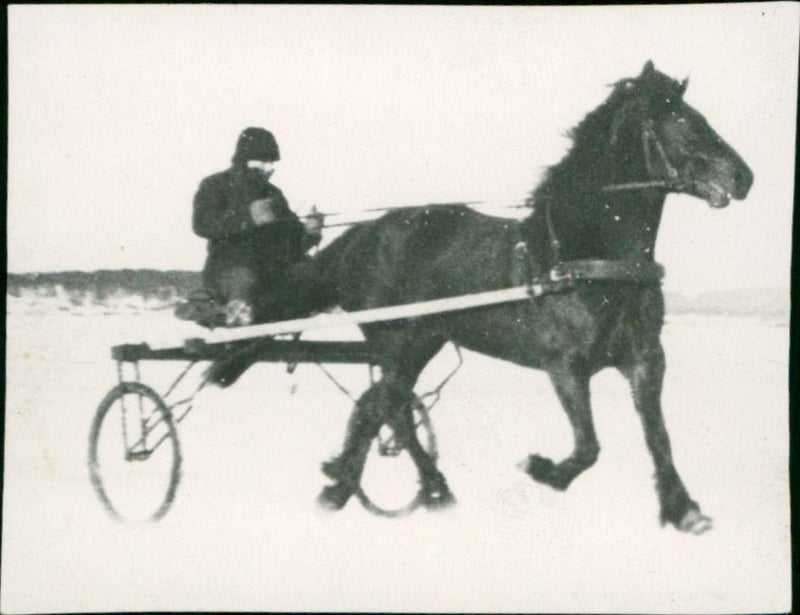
[2, 304, 791, 613]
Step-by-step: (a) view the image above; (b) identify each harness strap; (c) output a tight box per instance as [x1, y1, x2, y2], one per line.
[645, 119, 679, 180]
[552, 259, 664, 283]
[545, 199, 563, 263]
[523, 257, 664, 298]
[511, 240, 534, 287]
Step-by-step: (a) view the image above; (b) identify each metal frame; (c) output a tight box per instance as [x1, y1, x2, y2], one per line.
[112, 338, 382, 364]
[95, 322, 471, 521]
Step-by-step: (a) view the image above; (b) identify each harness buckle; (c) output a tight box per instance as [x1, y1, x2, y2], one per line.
[549, 266, 573, 282]
[525, 268, 573, 299]
[526, 282, 545, 298]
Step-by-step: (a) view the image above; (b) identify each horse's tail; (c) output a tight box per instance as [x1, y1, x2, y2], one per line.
[205, 225, 364, 388]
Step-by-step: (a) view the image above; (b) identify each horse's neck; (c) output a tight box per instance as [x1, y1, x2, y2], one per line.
[526, 167, 666, 265]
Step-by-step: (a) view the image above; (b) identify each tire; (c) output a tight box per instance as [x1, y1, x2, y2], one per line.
[355, 398, 437, 518]
[89, 382, 181, 522]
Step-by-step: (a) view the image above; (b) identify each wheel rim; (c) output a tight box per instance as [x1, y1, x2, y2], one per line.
[89, 382, 181, 522]
[355, 400, 436, 518]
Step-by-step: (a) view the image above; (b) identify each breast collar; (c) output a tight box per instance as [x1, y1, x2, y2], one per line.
[513, 235, 664, 299]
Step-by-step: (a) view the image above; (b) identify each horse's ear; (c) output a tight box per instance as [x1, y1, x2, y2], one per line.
[640, 60, 655, 77]
[679, 76, 690, 96]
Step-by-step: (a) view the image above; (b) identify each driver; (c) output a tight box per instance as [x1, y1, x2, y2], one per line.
[177, 127, 322, 327]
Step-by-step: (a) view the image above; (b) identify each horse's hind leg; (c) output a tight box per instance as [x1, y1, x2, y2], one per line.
[319, 331, 453, 511]
[622, 345, 712, 534]
[522, 362, 600, 490]
[393, 399, 455, 508]
[319, 374, 454, 510]
[318, 379, 397, 509]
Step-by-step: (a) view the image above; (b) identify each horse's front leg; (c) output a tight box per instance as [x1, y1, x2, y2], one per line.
[622, 344, 712, 534]
[522, 362, 600, 490]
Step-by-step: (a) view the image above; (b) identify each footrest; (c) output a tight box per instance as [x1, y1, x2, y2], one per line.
[111, 343, 153, 362]
[184, 338, 207, 354]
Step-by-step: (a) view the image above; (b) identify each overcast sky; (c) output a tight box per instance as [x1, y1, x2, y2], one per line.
[8, 4, 798, 293]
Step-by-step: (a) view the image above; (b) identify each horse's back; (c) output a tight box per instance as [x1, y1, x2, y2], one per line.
[327, 205, 522, 309]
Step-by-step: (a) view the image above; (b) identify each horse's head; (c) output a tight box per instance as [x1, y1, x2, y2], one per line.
[607, 61, 753, 208]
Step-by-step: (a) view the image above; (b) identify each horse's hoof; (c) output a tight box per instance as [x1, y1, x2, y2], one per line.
[321, 458, 344, 481]
[677, 509, 713, 534]
[421, 487, 456, 510]
[317, 483, 352, 511]
[520, 454, 569, 491]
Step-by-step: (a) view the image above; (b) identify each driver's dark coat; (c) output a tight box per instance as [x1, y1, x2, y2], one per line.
[192, 166, 311, 295]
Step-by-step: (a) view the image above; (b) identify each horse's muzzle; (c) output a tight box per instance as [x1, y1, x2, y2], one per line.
[697, 156, 753, 207]
[730, 161, 754, 200]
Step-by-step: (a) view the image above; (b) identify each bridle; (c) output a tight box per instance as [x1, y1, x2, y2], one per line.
[546, 116, 689, 263]
[543, 112, 729, 261]
[600, 118, 689, 194]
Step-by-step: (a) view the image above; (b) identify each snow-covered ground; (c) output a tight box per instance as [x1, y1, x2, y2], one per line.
[2, 300, 791, 613]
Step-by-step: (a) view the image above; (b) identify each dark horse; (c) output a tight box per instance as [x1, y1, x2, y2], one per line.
[211, 61, 753, 533]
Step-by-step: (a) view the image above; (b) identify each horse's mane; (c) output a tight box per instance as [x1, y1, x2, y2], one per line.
[523, 65, 686, 212]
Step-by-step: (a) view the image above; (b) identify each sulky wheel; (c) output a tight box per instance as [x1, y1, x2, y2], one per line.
[89, 381, 181, 522]
[355, 396, 437, 518]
